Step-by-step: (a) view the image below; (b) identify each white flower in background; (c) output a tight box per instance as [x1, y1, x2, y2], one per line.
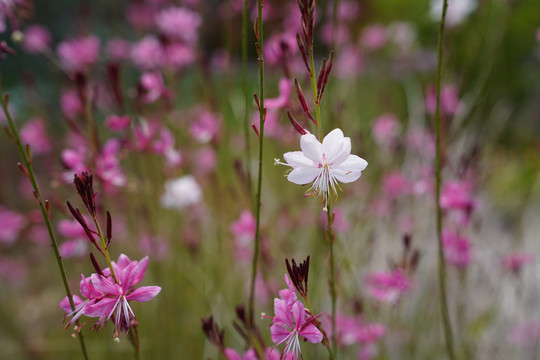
[276, 128, 368, 209]
[430, 0, 477, 27]
[160, 175, 202, 210]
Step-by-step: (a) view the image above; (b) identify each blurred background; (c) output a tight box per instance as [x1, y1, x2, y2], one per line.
[1, 0, 540, 359]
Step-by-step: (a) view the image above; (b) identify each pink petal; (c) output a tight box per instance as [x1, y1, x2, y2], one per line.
[59, 295, 83, 312]
[270, 323, 291, 345]
[90, 274, 118, 295]
[273, 298, 293, 329]
[300, 323, 323, 343]
[131, 256, 149, 286]
[224, 348, 241, 360]
[127, 286, 161, 302]
[84, 297, 118, 317]
[300, 134, 323, 163]
[292, 300, 305, 329]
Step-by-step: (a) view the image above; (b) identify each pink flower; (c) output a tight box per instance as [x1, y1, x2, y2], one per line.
[195, 147, 217, 175]
[60, 89, 84, 119]
[270, 299, 323, 359]
[155, 7, 202, 44]
[22, 25, 51, 53]
[442, 230, 472, 268]
[131, 35, 164, 70]
[425, 85, 461, 116]
[230, 210, 256, 261]
[264, 32, 297, 66]
[96, 139, 126, 188]
[502, 252, 533, 274]
[57, 36, 100, 72]
[508, 321, 540, 347]
[59, 239, 88, 258]
[224, 348, 257, 360]
[372, 114, 400, 148]
[105, 115, 131, 131]
[382, 171, 410, 199]
[77, 255, 161, 338]
[164, 42, 196, 69]
[334, 46, 364, 78]
[20, 117, 52, 154]
[265, 77, 291, 109]
[151, 128, 182, 168]
[0, 207, 26, 245]
[326, 313, 385, 348]
[440, 180, 476, 221]
[139, 71, 167, 103]
[365, 269, 411, 304]
[106, 38, 131, 61]
[361, 25, 388, 50]
[320, 206, 350, 232]
[190, 110, 222, 143]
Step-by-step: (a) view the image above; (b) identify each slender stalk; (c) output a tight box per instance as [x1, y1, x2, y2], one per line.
[434, 1, 456, 360]
[92, 218, 118, 283]
[0, 83, 89, 360]
[241, 0, 252, 196]
[326, 203, 337, 357]
[308, 50, 323, 141]
[304, 296, 334, 360]
[128, 326, 141, 360]
[248, 0, 265, 333]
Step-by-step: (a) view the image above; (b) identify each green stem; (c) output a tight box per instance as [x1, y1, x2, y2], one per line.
[434, 1, 456, 360]
[326, 203, 337, 357]
[304, 296, 334, 360]
[92, 218, 118, 283]
[248, 0, 265, 343]
[0, 82, 89, 360]
[241, 0, 252, 196]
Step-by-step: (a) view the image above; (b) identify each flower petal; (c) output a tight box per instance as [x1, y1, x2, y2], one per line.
[332, 155, 368, 183]
[291, 300, 305, 329]
[127, 286, 161, 302]
[300, 324, 323, 343]
[59, 295, 83, 312]
[287, 166, 320, 185]
[90, 273, 118, 295]
[270, 324, 291, 345]
[300, 134, 323, 163]
[131, 256, 149, 286]
[283, 151, 313, 169]
[322, 129, 349, 163]
[84, 297, 117, 317]
[273, 298, 293, 329]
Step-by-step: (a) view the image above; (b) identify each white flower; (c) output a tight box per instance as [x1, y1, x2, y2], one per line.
[430, 0, 477, 27]
[160, 175, 202, 210]
[277, 129, 367, 208]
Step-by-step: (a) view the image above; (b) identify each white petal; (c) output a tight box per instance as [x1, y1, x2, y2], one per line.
[332, 155, 368, 183]
[300, 134, 323, 163]
[322, 129, 345, 160]
[329, 137, 351, 165]
[283, 151, 313, 168]
[287, 166, 320, 185]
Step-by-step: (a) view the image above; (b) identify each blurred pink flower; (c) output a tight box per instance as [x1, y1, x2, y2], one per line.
[20, 117, 52, 154]
[96, 139, 126, 188]
[508, 321, 540, 347]
[365, 268, 411, 304]
[131, 35, 164, 70]
[230, 210, 256, 262]
[382, 171, 410, 199]
[320, 206, 350, 232]
[126, 3, 156, 31]
[264, 32, 297, 66]
[442, 230, 472, 268]
[270, 299, 323, 359]
[60, 89, 83, 118]
[106, 38, 131, 61]
[152, 128, 182, 168]
[361, 25, 387, 50]
[59, 238, 88, 258]
[372, 114, 400, 148]
[440, 180, 476, 214]
[140, 71, 167, 103]
[425, 85, 461, 116]
[321, 23, 350, 46]
[22, 25, 51, 53]
[155, 7, 201, 44]
[334, 46, 364, 78]
[405, 128, 435, 158]
[327, 0, 360, 22]
[224, 348, 257, 360]
[251, 110, 284, 139]
[195, 147, 217, 175]
[0, 256, 26, 283]
[502, 252, 533, 274]
[0, 207, 26, 245]
[57, 36, 100, 72]
[164, 42, 196, 69]
[265, 77, 291, 109]
[280, 129, 368, 208]
[190, 110, 221, 143]
[105, 114, 131, 131]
